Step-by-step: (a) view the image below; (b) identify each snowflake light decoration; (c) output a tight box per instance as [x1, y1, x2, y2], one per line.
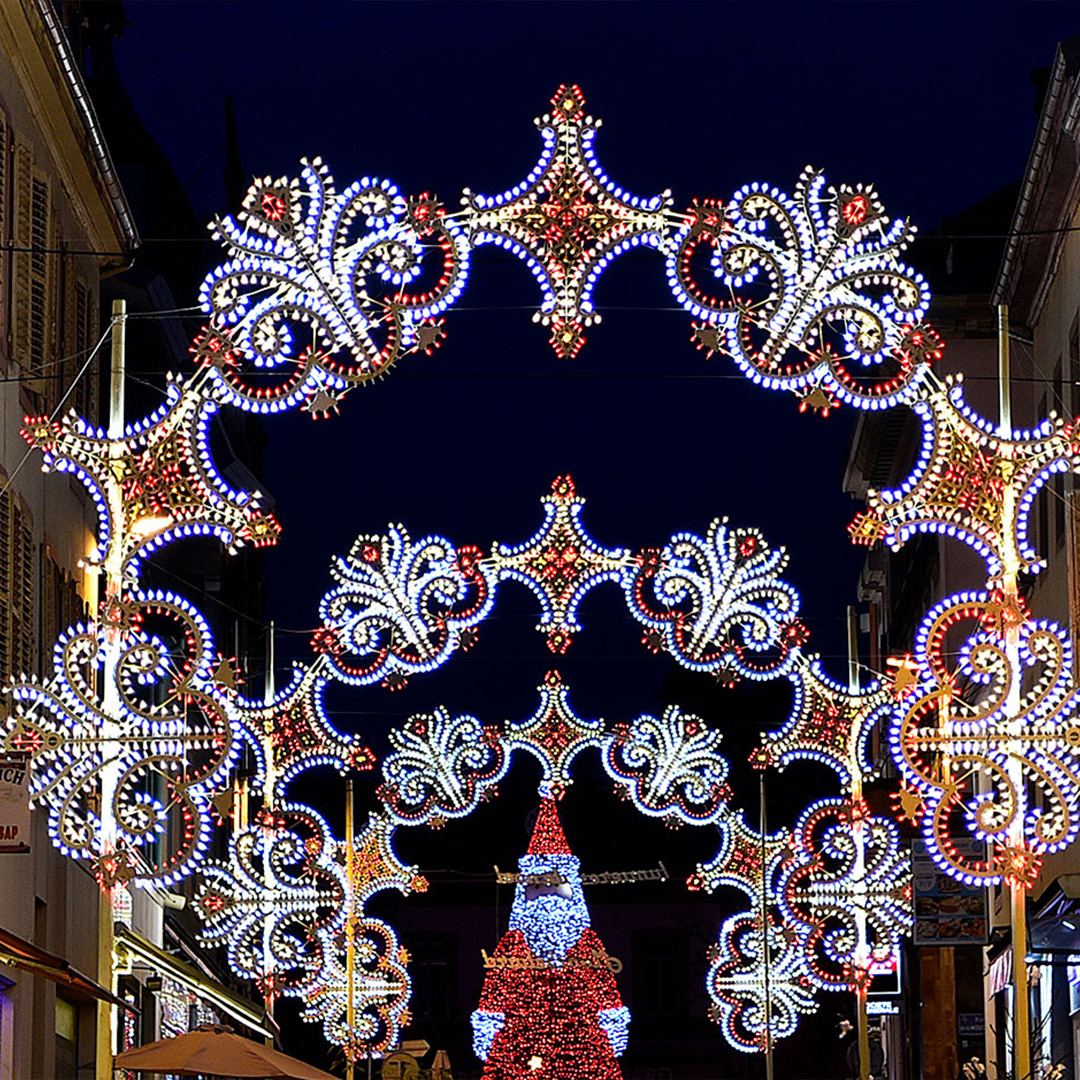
[200, 160, 468, 413]
[890, 592, 1080, 888]
[776, 798, 911, 991]
[5, 591, 245, 886]
[194, 802, 348, 997]
[21, 383, 279, 579]
[461, 84, 673, 357]
[706, 910, 817, 1053]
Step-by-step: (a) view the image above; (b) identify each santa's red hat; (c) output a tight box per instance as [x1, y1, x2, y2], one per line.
[527, 798, 572, 856]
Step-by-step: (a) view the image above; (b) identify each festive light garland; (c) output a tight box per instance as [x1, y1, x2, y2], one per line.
[13, 82, 1080, 1064]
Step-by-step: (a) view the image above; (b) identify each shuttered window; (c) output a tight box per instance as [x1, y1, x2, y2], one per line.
[0, 474, 35, 682]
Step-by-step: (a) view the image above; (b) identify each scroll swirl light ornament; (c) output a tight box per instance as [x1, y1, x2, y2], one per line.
[5, 591, 245, 887]
[605, 708, 731, 824]
[380, 707, 508, 825]
[891, 592, 1080, 888]
[626, 520, 805, 682]
[199, 160, 468, 414]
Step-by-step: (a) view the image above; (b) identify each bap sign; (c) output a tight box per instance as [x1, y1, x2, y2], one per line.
[0, 754, 30, 853]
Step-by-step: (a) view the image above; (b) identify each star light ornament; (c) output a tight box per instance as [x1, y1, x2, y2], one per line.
[756, 658, 891, 785]
[199, 160, 468, 413]
[850, 378, 1080, 579]
[492, 476, 631, 654]
[671, 168, 938, 411]
[890, 592, 1080, 888]
[462, 84, 673, 357]
[5, 591, 246, 887]
[21, 383, 280, 581]
[505, 672, 607, 798]
[232, 664, 376, 803]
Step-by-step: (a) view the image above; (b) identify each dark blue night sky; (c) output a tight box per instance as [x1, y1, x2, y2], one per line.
[107, 0, 1079, 781]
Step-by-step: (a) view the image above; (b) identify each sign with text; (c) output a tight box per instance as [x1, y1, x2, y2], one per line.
[0, 753, 30, 853]
[911, 839, 988, 945]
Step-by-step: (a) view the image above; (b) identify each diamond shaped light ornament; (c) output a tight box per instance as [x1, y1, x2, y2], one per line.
[462, 85, 673, 357]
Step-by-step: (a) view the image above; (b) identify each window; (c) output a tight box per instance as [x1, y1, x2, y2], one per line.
[11, 140, 54, 407]
[54, 997, 76, 1080]
[407, 934, 457, 1023]
[632, 928, 686, 1024]
[0, 474, 34, 681]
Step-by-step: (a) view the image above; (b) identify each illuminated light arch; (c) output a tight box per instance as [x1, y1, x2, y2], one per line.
[8, 81, 1079, 1067]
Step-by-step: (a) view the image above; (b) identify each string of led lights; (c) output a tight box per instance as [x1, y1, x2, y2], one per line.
[7, 82, 1078, 1064]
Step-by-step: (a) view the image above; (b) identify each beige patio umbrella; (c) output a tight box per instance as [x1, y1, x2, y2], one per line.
[114, 1023, 337, 1079]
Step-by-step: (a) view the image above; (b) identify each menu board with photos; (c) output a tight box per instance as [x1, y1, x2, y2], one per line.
[911, 839, 989, 945]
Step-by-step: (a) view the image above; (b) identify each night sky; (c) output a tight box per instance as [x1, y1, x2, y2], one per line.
[109, 0, 1075, 707]
[103, 2, 1078, 1069]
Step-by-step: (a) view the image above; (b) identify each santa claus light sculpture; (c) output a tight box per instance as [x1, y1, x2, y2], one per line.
[471, 799, 630, 1078]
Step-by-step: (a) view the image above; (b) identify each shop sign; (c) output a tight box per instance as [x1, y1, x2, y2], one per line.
[0, 753, 30, 853]
[911, 839, 989, 944]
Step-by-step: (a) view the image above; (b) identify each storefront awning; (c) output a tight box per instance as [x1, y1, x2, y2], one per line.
[114, 925, 272, 1040]
[0, 924, 130, 1008]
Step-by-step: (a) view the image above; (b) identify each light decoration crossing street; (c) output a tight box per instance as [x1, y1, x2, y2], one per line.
[5, 85, 1072, 1075]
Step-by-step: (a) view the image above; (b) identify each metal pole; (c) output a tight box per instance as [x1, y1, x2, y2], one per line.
[760, 771, 774, 1080]
[848, 606, 871, 1080]
[346, 778, 356, 1080]
[998, 304, 1031, 1080]
[97, 300, 126, 1079]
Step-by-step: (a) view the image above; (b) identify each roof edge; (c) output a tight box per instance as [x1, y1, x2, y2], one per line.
[33, 0, 138, 252]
